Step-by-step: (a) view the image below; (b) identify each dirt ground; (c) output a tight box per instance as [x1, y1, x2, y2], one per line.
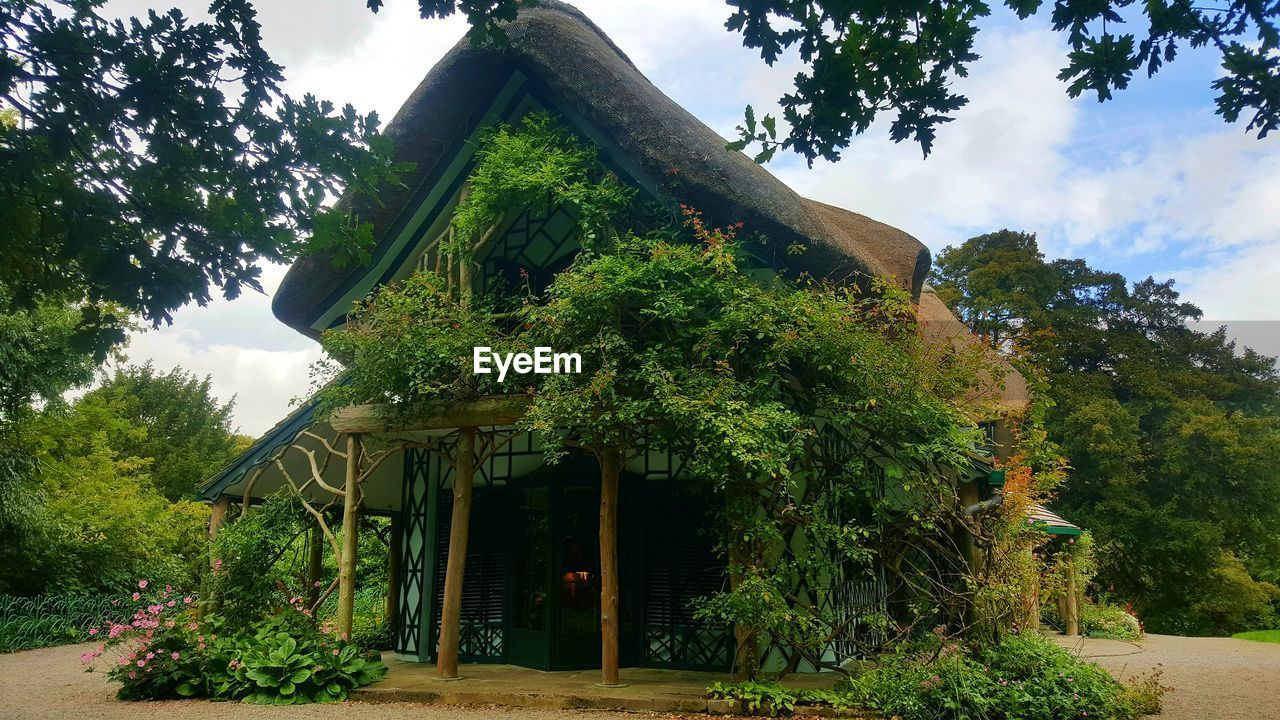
[1056, 632, 1280, 720]
[3, 634, 1279, 719]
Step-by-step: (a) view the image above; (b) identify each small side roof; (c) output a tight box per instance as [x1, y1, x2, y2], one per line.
[1027, 503, 1083, 536]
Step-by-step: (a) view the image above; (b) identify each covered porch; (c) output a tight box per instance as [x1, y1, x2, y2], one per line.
[199, 396, 734, 686]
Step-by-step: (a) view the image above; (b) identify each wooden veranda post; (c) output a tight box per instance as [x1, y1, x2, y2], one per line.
[437, 427, 476, 679]
[598, 447, 623, 687]
[337, 433, 362, 637]
[1063, 556, 1080, 637]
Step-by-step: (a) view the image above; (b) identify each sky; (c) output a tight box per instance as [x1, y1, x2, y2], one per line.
[104, 0, 1280, 436]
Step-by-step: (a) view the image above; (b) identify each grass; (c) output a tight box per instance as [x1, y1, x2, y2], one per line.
[1232, 630, 1280, 644]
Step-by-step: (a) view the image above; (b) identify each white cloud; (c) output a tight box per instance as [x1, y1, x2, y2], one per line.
[119, 264, 322, 437]
[100, 1, 1280, 438]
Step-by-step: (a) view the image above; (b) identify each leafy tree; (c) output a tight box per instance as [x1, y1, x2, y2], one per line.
[1, 0, 407, 343]
[378, 0, 1280, 160]
[73, 364, 239, 501]
[933, 230, 1280, 634]
[0, 362, 239, 593]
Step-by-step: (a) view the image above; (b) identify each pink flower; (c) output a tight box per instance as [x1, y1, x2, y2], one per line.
[187, 622, 198, 631]
[132, 592, 140, 601]
[313, 580, 322, 588]
[332, 649, 339, 656]
[183, 596, 193, 605]
[80, 652, 94, 663]
[167, 600, 176, 607]
[165, 584, 172, 593]
[138, 580, 148, 589]
[136, 660, 145, 667]
[128, 671, 137, 680]
[88, 628, 98, 636]
[171, 652, 180, 660]
[145, 652, 155, 660]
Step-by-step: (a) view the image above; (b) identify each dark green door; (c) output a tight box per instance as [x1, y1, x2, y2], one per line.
[504, 461, 638, 671]
[507, 485, 551, 669]
[552, 484, 601, 669]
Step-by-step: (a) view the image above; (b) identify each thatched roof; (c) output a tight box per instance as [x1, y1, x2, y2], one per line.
[272, 0, 930, 335]
[917, 284, 1030, 414]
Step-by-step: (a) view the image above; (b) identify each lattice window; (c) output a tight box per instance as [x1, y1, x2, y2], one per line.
[396, 448, 433, 656]
[817, 424, 888, 662]
[640, 485, 732, 671]
[478, 202, 580, 301]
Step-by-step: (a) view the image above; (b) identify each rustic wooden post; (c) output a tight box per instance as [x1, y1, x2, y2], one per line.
[1063, 556, 1080, 637]
[307, 522, 324, 609]
[337, 433, 362, 638]
[208, 495, 230, 545]
[387, 513, 402, 640]
[597, 447, 623, 687]
[437, 427, 476, 679]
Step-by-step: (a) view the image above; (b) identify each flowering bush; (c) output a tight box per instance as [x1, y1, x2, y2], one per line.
[83, 581, 386, 703]
[1080, 603, 1143, 641]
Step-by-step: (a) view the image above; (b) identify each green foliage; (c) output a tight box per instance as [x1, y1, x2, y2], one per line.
[398, 2, 1280, 160]
[707, 634, 1163, 718]
[96, 600, 385, 704]
[845, 633, 1160, 720]
[0, 363, 235, 595]
[72, 364, 238, 501]
[448, 112, 632, 256]
[320, 270, 515, 414]
[209, 493, 310, 626]
[0, 0, 408, 337]
[933, 230, 1280, 635]
[1080, 602, 1143, 641]
[0, 593, 128, 653]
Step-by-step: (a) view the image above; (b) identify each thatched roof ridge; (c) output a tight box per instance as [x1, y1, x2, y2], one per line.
[917, 284, 1030, 414]
[273, 0, 930, 334]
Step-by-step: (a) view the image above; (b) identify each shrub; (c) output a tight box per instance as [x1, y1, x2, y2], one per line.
[842, 633, 1163, 720]
[86, 581, 386, 704]
[1081, 603, 1143, 641]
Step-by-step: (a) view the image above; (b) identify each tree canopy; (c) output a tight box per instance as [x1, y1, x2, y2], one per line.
[933, 230, 1280, 634]
[1, 0, 407, 345]
[378, 0, 1280, 160]
[0, 363, 238, 594]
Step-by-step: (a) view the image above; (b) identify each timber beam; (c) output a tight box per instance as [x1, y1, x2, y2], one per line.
[329, 396, 531, 434]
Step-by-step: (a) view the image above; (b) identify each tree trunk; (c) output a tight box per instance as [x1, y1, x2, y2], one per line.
[597, 447, 622, 686]
[726, 481, 759, 680]
[337, 433, 362, 638]
[437, 427, 476, 679]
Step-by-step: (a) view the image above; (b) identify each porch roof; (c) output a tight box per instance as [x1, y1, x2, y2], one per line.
[196, 394, 320, 502]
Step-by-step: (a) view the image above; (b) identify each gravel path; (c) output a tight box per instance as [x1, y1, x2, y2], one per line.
[0, 643, 648, 720]
[1057, 633, 1280, 720]
[5, 635, 1279, 719]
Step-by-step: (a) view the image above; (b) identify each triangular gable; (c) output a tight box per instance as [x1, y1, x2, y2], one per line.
[273, 0, 931, 338]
